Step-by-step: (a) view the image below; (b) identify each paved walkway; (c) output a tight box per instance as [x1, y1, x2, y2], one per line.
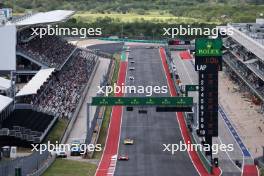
[66, 58, 110, 160]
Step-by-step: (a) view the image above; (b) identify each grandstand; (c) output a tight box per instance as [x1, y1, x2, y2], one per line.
[0, 10, 99, 146]
[17, 34, 76, 69]
[11, 10, 74, 26]
[0, 109, 56, 145]
[34, 49, 97, 119]
[222, 19, 264, 111]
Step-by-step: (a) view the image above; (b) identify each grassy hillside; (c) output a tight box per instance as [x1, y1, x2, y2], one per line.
[74, 11, 221, 24]
[3, 0, 264, 38]
[3, 0, 263, 23]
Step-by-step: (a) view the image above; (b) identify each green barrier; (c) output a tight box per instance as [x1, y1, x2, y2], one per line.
[169, 48, 187, 51]
[121, 51, 126, 61]
[183, 112, 212, 174]
[99, 38, 167, 44]
[15, 168, 21, 176]
[190, 134, 212, 173]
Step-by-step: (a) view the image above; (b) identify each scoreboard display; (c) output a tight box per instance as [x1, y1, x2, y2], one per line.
[195, 56, 222, 72]
[195, 38, 222, 139]
[198, 72, 218, 137]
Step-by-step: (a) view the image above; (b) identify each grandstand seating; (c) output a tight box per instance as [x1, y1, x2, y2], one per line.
[1, 109, 53, 131]
[0, 109, 56, 144]
[16, 29, 98, 121]
[17, 35, 76, 69]
[34, 49, 97, 119]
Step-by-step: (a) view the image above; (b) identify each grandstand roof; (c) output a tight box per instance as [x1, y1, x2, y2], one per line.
[16, 68, 55, 97]
[13, 10, 75, 26]
[224, 24, 264, 62]
[0, 95, 13, 112]
[0, 77, 11, 91]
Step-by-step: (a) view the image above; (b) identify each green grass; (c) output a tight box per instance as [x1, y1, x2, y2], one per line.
[74, 11, 220, 24]
[93, 54, 120, 159]
[43, 159, 96, 176]
[260, 168, 264, 176]
[44, 118, 68, 144]
[93, 106, 112, 159]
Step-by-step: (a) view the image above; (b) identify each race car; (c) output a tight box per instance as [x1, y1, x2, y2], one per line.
[123, 138, 134, 145]
[118, 154, 129, 160]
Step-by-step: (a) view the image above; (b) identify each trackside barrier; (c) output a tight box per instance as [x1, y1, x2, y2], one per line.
[86, 59, 114, 144]
[85, 59, 115, 158]
[86, 106, 106, 159]
[86, 106, 101, 144]
[0, 150, 50, 176]
[169, 45, 195, 51]
[27, 154, 56, 176]
[99, 38, 167, 44]
[164, 46, 182, 94]
[163, 47, 213, 174]
[186, 115, 212, 173]
[60, 59, 100, 143]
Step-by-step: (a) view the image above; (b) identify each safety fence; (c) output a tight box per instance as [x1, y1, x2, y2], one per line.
[99, 37, 167, 44]
[0, 150, 51, 176]
[84, 58, 115, 158]
[163, 46, 212, 174]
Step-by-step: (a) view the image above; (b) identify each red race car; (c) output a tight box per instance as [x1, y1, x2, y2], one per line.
[118, 154, 129, 160]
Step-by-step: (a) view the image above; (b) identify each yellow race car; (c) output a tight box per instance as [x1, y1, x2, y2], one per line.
[123, 138, 134, 145]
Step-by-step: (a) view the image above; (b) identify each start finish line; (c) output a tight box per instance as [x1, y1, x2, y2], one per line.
[91, 97, 193, 106]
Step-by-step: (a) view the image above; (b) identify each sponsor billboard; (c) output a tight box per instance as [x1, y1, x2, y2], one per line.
[92, 97, 193, 106]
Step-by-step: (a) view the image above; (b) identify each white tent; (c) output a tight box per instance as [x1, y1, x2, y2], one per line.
[0, 95, 13, 112]
[16, 68, 55, 97]
[13, 10, 75, 26]
[0, 77, 11, 91]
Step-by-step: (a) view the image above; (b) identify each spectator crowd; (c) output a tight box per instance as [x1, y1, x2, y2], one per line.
[16, 29, 100, 119]
[33, 49, 97, 119]
[17, 34, 75, 69]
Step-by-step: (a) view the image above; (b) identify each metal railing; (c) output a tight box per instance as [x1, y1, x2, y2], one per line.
[228, 25, 264, 62]
[0, 150, 50, 176]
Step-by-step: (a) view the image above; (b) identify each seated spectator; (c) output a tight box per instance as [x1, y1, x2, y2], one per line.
[17, 34, 75, 69]
[34, 49, 97, 119]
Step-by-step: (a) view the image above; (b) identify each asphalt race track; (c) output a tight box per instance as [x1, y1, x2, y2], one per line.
[87, 42, 124, 55]
[115, 46, 199, 176]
